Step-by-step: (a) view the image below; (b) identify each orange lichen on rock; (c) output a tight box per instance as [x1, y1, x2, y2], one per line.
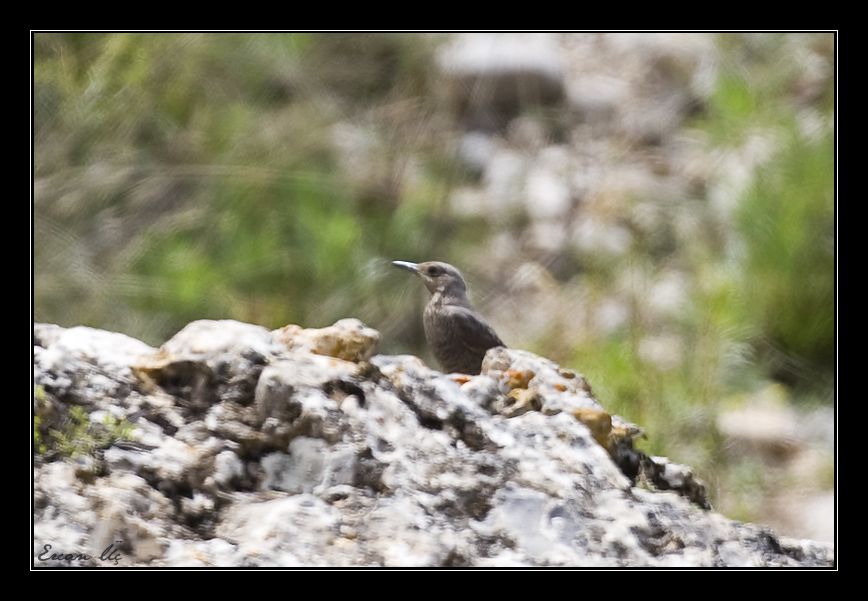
[505, 369, 535, 390]
[573, 407, 613, 448]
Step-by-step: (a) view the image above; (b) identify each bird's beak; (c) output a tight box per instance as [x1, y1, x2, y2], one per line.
[391, 260, 420, 274]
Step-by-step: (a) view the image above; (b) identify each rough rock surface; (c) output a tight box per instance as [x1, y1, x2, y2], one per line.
[33, 320, 834, 567]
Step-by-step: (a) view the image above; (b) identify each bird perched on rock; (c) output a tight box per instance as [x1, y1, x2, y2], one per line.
[392, 260, 505, 375]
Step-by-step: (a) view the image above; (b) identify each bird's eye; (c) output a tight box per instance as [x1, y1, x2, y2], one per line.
[426, 266, 441, 276]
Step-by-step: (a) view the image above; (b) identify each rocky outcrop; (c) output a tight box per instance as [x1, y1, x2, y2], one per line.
[33, 319, 833, 567]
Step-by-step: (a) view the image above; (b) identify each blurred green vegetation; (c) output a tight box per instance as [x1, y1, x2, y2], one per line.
[565, 34, 833, 515]
[34, 33, 833, 526]
[710, 34, 834, 390]
[738, 128, 834, 388]
[35, 33, 455, 344]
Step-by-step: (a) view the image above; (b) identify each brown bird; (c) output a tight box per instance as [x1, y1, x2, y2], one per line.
[392, 260, 505, 375]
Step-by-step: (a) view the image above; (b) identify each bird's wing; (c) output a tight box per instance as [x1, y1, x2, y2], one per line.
[447, 306, 506, 355]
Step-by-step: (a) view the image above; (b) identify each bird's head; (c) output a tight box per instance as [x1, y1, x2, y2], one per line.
[392, 260, 467, 297]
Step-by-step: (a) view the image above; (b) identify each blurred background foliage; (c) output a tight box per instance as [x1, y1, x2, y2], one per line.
[34, 32, 834, 540]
